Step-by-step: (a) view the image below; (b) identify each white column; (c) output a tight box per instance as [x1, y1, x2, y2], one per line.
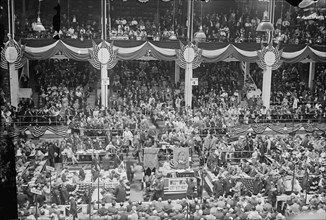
[101, 64, 108, 108]
[9, 63, 19, 108]
[308, 62, 315, 89]
[184, 63, 193, 107]
[175, 62, 180, 84]
[262, 66, 272, 109]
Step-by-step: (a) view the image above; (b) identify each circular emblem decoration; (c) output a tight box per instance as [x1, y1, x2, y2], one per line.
[183, 47, 195, 63]
[5, 46, 18, 63]
[264, 51, 276, 66]
[98, 48, 111, 64]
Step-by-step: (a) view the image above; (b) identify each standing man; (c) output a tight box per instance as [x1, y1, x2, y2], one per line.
[69, 196, 78, 220]
[213, 176, 225, 198]
[131, 162, 144, 189]
[114, 179, 127, 203]
[102, 153, 111, 171]
[91, 153, 100, 182]
[48, 142, 57, 167]
[153, 173, 164, 201]
[186, 178, 196, 199]
[52, 1, 61, 40]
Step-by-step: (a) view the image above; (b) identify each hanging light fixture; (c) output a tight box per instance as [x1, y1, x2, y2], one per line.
[194, 0, 206, 42]
[33, 0, 45, 32]
[256, 10, 274, 32]
[169, 0, 177, 40]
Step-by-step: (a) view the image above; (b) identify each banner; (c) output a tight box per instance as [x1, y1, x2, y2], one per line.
[173, 147, 189, 169]
[143, 148, 160, 169]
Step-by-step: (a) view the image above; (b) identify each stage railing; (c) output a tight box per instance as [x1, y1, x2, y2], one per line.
[13, 115, 68, 126]
[12, 112, 326, 129]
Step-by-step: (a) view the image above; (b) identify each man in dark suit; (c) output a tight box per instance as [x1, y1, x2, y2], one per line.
[114, 180, 127, 203]
[213, 176, 225, 198]
[69, 196, 78, 220]
[153, 174, 164, 201]
[97, 203, 108, 216]
[186, 178, 196, 199]
[48, 142, 56, 167]
[52, 2, 61, 40]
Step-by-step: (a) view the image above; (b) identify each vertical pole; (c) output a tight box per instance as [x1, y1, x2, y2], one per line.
[101, 0, 108, 108]
[175, 62, 180, 85]
[291, 165, 296, 193]
[262, 66, 272, 109]
[68, 0, 70, 28]
[190, 0, 194, 42]
[97, 173, 100, 209]
[185, 63, 193, 108]
[187, 0, 192, 42]
[108, 0, 111, 35]
[185, 0, 194, 108]
[11, 0, 15, 39]
[9, 63, 19, 108]
[172, 0, 176, 31]
[156, 0, 160, 27]
[35, 195, 38, 220]
[101, 0, 107, 40]
[7, 0, 12, 37]
[49, 173, 52, 198]
[308, 62, 315, 89]
[101, 64, 107, 109]
[22, 0, 26, 24]
[105, 80, 108, 110]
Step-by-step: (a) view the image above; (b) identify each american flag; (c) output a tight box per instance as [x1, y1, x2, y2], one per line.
[71, 181, 130, 201]
[239, 177, 254, 193]
[72, 183, 93, 197]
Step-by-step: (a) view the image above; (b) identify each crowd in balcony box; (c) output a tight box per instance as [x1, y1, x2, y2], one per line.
[7, 0, 325, 45]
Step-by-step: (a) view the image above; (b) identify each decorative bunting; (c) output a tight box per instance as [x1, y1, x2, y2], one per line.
[18, 39, 326, 63]
[175, 41, 203, 69]
[230, 123, 326, 136]
[257, 42, 283, 70]
[1, 39, 26, 70]
[88, 40, 118, 70]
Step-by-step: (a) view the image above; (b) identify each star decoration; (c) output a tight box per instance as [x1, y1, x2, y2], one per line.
[0, 39, 26, 70]
[176, 41, 203, 69]
[88, 40, 118, 70]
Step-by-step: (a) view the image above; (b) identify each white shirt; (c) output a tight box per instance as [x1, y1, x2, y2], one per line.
[123, 130, 133, 141]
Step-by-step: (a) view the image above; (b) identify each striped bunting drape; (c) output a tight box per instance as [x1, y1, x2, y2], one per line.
[23, 126, 69, 138]
[71, 179, 130, 201]
[231, 123, 326, 136]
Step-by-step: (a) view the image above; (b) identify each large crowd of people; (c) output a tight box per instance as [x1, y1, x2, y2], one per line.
[8, 60, 326, 220]
[3, 0, 324, 45]
[1, 1, 326, 220]
[3, 60, 324, 133]
[14, 128, 326, 219]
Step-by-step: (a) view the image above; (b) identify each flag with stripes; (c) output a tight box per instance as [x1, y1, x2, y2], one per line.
[47, 126, 69, 137]
[28, 126, 48, 137]
[239, 177, 254, 193]
[309, 175, 320, 194]
[241, 61, 247, 78]
[169, 160, 176, 169]
[71, 183, 93, 197]
[251, 124, 268, 134]
[124, 180, 130, 201]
